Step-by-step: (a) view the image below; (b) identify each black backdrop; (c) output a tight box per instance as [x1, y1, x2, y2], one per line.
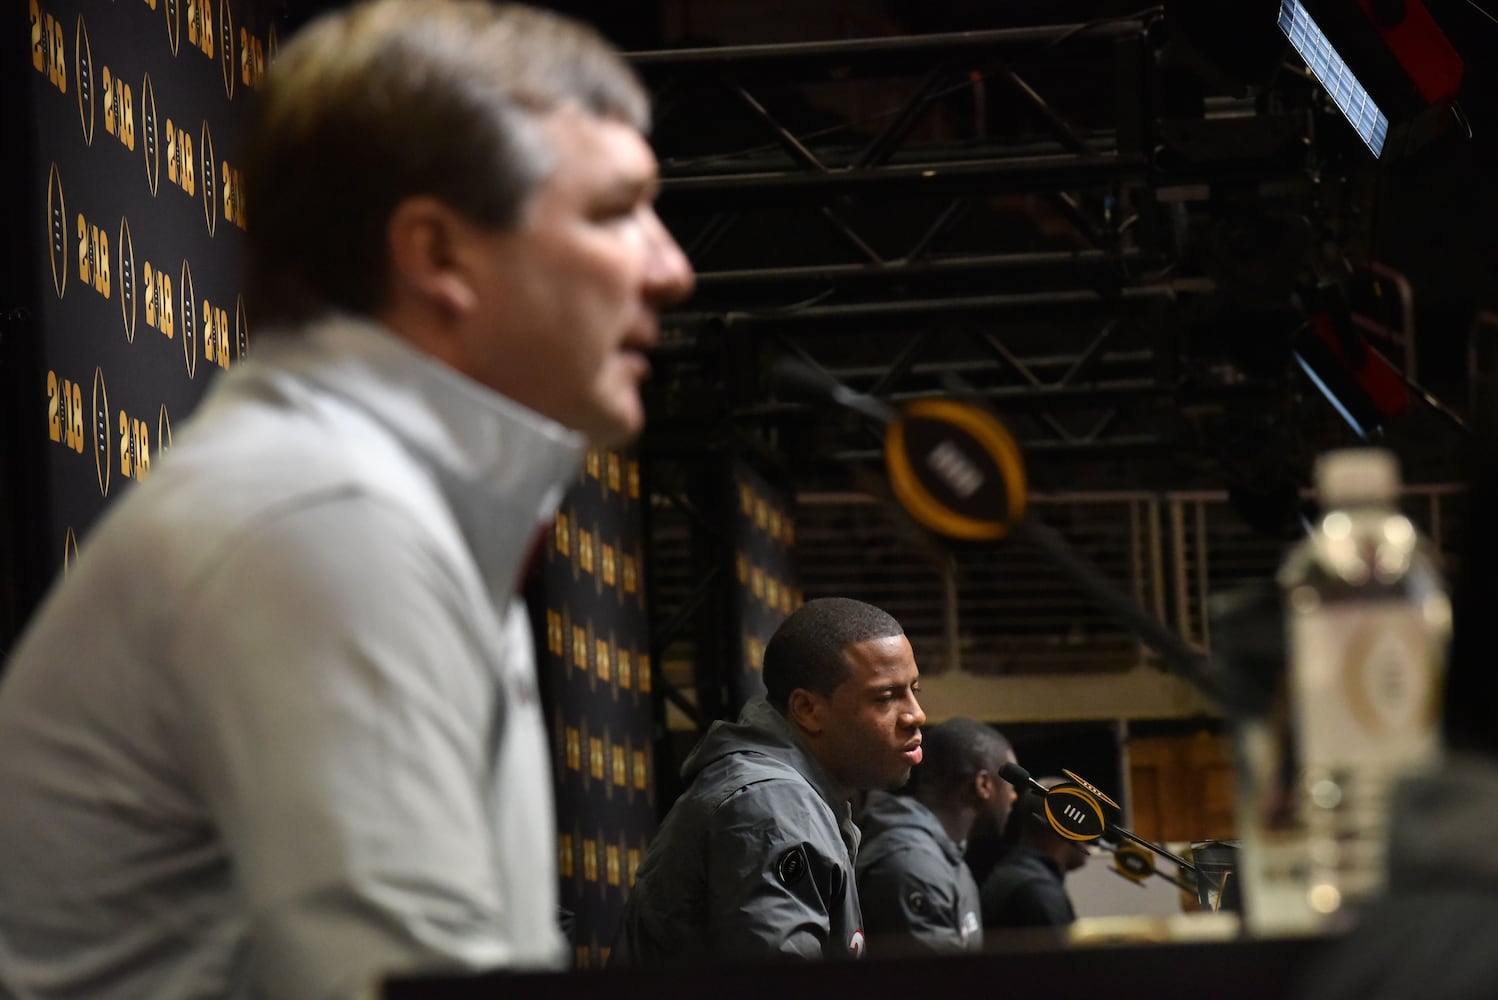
[729, 458, 798, 708]
[533, 447, 657, 968]
[3, 0, 661, 975]
[7, 0, 276, 639]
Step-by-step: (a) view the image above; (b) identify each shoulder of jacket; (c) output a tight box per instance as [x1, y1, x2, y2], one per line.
[703, 765, 832, 822]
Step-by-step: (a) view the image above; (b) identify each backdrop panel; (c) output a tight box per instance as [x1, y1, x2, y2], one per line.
[18, 0, 274, 599]
[729, 458, 798, 708]
[534, 446, 656, 969]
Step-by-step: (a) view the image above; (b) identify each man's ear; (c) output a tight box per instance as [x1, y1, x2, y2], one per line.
[973, 769, 995, 803]
[786, 688, 825, 736]
[386, 195, 478, 316]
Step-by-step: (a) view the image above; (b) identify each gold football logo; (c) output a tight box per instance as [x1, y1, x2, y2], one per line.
[142, 73, 159, 196]
[201, 120, 216, 236]
[91, 366, 110, 497]
[157, 404, 173, 454]
[218, 0, 234, 99]
[235, 293, 248, 360]
[118, 216, 136, 342]
[46, 162, 66, 298]
[164, 0, 181, 56]
[74, 15, 94, 145]
[63, 527, 79, 577]
[180, 259, 197, 378]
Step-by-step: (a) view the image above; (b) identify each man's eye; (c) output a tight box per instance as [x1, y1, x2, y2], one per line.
[592, 202, 637, 223]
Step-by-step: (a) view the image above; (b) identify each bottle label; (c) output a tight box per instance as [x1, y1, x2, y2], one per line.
[1289, 603, 1441, 770]
[1288, 601, 1441, 911]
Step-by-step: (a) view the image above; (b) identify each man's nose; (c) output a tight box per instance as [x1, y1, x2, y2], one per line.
[643, 210, 695, 306]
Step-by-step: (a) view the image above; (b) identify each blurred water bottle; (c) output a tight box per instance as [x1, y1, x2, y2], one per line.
[1238, 447, 1450, 936]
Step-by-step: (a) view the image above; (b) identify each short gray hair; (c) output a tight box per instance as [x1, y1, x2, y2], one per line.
[243, 0, 650, 326]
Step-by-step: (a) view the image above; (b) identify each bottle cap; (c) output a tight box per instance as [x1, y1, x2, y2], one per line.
[1314, 448, 1400, 507]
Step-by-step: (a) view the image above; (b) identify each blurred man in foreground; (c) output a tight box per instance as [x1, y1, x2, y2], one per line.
[0, 3, 692, 997]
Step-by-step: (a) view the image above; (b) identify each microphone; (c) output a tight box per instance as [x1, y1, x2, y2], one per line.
[997, 761, 1053, 800]
[1002, 765, 1214, 885]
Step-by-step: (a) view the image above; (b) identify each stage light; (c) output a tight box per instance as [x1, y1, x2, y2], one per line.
[1277, 0, 1463, 159]
[1279, 1, 1389, 155]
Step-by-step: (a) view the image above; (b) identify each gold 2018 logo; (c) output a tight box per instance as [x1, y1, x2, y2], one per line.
[47, 369, 84, 454]
[221, 158, 246, 231]
[77, 210, 111, 301]
[91, 366, 111, 497]
[203, 295, 230, 370]
[74, 15, 93, 145]
[186, 0, 213, 57]
[181, 259, 197, 378]
[142, 73, 159, 196]
[201, 120, 216, 236]
[119, 217, 137, 342]
[102, 66, 135, 150]
[119, 408, 151, 483]
[143, 259, 174, 338]
[46, 163, 66, 298]
[165, 116, 195, 197]
[240, 27, 266, 90]
[29, 0, 65, 95]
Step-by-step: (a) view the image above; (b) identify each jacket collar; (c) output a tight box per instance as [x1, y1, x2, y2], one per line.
[685, 698, 861, 859]
[251, 315, 587, 593]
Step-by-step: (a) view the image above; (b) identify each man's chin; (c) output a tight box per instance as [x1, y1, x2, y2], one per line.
[580, 404, 644, 449]
[585, 425, 637, 450]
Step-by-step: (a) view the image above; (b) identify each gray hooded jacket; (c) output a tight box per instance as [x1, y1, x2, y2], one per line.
[610, 698, 864, 966]
[855, 791, 983, 953]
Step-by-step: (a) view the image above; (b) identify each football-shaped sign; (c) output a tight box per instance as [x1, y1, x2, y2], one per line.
[1043, 786, 1107, 843]
[884, 399, 1026, 542]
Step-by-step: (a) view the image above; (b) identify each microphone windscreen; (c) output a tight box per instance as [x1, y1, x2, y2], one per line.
[997, 761, 1034, 790]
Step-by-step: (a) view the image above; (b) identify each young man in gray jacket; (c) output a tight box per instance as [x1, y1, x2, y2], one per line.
[856, 718, 1017, 954]
[611, 598, 927, 965]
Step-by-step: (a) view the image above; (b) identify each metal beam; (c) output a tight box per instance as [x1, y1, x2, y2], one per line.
[658, 153, 1147, 205]
[629, 21, 1148, 72]
[668, 283, 1175, 327]
[688, 250, 1150, 290]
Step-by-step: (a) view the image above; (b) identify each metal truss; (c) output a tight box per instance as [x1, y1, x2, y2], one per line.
[629, 16, 1252, 489]
[629, 16, 1326, 733]
[631, 21, 1322, 403]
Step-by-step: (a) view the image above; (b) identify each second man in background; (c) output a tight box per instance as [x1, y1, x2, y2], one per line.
[856, 718, 1017, 954]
